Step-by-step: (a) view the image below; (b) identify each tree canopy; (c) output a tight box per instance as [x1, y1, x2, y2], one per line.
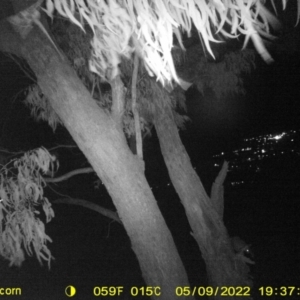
[39, 0, 292, 85]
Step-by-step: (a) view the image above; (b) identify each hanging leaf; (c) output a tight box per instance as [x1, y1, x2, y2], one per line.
[0, 148, 56, 267]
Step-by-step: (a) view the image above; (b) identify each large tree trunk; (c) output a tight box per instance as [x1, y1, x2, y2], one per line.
[154, 97, 252, 296]
[0, 14, 192, 300]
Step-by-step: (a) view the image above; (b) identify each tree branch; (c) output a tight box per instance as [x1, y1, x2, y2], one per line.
[210, 160, 228, 218]
[44, 167, 94, 183]
[53, 197, 122, 224]
[131, 53, 143, 160]
[110, 75, 125, 124]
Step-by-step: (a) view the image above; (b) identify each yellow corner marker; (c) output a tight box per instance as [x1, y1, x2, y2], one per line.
[65, 286, 76, 297]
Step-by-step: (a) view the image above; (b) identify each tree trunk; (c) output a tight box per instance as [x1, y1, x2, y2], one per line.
[154, 99, 252, 296]
[0, 17, 192, 300]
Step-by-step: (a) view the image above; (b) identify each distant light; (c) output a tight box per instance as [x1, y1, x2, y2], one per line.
[269, 132, 286, 140]
[231, 181, 244, 186]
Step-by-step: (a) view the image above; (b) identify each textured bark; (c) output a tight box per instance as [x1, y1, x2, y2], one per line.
[154, 100, 253, 297]
[0, 17, 192, 300]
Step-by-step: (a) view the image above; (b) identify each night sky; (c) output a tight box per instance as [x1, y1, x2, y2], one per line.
[0, 4, 300, 300]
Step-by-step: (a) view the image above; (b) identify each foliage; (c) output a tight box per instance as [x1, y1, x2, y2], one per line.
[24, 84, 62, 131]
[43, 0, 285, 88]
[23, 0, 293, 133]
[122, 68, 190, 134]
[50, 19, 188, 135]
[199, 51, 256, 98]
[51, 18, 103, 100]
[24, 19, 110, 131]
[178, 44, 256, 98]
[0, 148, 56, 267]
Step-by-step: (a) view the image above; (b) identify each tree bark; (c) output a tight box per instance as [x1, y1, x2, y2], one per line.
[0, 17, 192, 300]
[154, 98, 252, 297]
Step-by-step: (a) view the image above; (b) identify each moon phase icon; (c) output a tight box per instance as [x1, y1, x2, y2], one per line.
[65, 285, 76, 297]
